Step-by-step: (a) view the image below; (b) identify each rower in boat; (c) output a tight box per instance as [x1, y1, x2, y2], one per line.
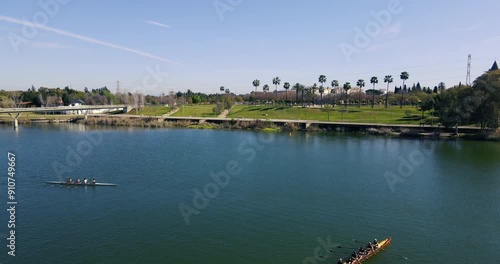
[337, 258, 343, 264]
[349, 251, 359, 262]
[83, 178, 88, 184]
[76, 178, 81, 184]
[358, 246, 365, 255]
[367, 241, 374, 252]
[92, 178, 96, 184]
[66, 178, 73, 184]
[373, 239, 378, 249]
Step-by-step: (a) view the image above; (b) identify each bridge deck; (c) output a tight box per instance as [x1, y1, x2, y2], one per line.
[0, 105, 128, 114]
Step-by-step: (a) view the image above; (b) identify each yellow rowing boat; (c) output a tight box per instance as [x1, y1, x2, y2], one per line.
[344, 237, 391, 264]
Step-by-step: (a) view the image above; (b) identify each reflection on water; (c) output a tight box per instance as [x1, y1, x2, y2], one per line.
[435, 140, 500, 168]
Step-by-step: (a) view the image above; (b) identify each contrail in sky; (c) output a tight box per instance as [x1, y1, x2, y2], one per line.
[0, 15, 178, 64]
[145, 20, 171, 28]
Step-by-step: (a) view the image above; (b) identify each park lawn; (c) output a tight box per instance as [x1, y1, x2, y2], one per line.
[129, 106, 171, 116]
[227, 105, 430, 125]
[171, 104, 217, 117]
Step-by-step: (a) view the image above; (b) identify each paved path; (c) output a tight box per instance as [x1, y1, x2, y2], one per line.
[217, 109, 229, 118]
[162, 108, 179, 117]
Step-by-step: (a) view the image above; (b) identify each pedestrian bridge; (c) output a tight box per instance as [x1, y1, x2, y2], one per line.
[0, 105, 130, 128]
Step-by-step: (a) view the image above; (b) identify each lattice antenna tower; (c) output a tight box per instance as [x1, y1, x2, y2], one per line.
[466, 54, 472, 86]
[116, 81, 121, 94]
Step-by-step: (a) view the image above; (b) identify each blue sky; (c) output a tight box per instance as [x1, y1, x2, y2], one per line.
[1, 0, 499, 95]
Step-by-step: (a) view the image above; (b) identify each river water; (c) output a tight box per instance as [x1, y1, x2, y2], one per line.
[0, 124, 499, 264]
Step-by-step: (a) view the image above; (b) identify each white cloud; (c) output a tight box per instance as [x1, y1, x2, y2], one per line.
[0, 15, 178, 64]
[145, 20, 171, 28]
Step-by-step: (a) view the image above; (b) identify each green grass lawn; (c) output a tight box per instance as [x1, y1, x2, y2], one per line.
[129, 106, 171, 116]
[227, 105, 434, 125]
[171, 104, 217, 117]
[0, 105, 436, 125]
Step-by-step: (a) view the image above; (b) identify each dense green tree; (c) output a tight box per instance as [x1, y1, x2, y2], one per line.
[471, 69, 500, 129]
[434, 86, 473, 128]
[438, 82, 446, 92]
[192, 95, 201, 104]
[418, 96, 435, 118]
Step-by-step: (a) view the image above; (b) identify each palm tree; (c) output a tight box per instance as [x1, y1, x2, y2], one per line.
[400, 71, 409, 108]
[252, 79, 260, 93]
[311, 83, 318, 106]
[370, 76, 378, 108]
[384, 75, 393, 108]
[343, 82, 351, 108]
[272, 77, 281, 100]
[219, 86, 224, 102]
[263, 84, 270, 104]
[318, 75, 327, 89]
[283, 82, 290, 106]
[298, 84, 306, 107]
[331, 80, 339, 106]
[319, 86, 325, 107]
[252, 79, 260, 104]
[356, 79, 365, 108]
[293, 83, 300, 104]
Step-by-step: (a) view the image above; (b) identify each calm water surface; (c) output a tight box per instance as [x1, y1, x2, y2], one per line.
[0, 124, 499, 264]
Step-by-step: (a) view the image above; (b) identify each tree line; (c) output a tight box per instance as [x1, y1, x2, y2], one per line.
[1, 66, 498, 129]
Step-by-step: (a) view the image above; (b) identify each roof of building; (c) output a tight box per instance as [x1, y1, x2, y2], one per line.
[71, 99, 85, 104]
[490, 61, 498, 71]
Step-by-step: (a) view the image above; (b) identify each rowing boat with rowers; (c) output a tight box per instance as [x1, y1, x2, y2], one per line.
[46, 181, 117, 187]
[345, 237, 391, 264]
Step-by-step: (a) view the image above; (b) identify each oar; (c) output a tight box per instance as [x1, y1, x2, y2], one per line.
[336, 245, 358, 250]
[352, 239, 366, 245]
[353, 239, 409, 260]
[383, 249, 409, 260]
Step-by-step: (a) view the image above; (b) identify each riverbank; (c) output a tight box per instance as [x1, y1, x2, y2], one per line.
[75, 115, 499, 141]
[2, 114, 498, 141]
